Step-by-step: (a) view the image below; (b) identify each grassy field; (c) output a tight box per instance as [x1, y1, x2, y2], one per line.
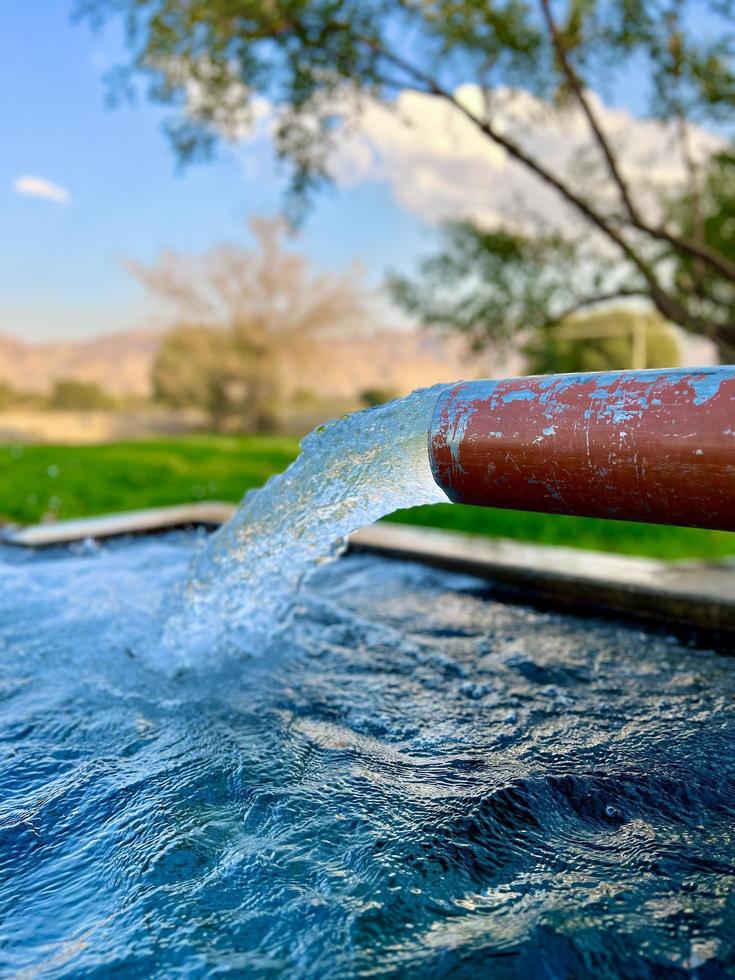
[1, 436, 733, 561]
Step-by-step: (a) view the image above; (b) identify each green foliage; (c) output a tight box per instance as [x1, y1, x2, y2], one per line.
[291, 389, 319, 408]
[1, 436, 733, 559]
[524, 309, 681, 375]
[0, 437, 298, 524]
[152, 324, 277, 432]
[360, 386, 399, 407]
[671, 151, 735, 360]
[77, 0, 735, 352]
[0, 383, 15, 411]
[386, 503, 735, 562]
[389, 222, 586, 352]
[77, 0, 735, 168]
[143, 217, 372, 432]
[0, 382, 25, 411]
[0, 382, 47, 411]
[49, 379, 115, 411]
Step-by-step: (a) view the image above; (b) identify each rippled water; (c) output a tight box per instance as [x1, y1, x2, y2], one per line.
[1, 533, 734, 977]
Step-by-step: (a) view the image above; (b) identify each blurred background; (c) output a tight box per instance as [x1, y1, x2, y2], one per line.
[1, 0, 734, 558]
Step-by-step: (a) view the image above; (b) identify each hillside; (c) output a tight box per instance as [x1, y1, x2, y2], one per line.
[0, 327, 513, 401]
[0, 329, 163, 397]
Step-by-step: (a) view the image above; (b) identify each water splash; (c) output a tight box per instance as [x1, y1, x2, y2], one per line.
[163, 385, 450, 656]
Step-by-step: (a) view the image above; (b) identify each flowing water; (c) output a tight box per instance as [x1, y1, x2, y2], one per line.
[162, 386, 449, 659]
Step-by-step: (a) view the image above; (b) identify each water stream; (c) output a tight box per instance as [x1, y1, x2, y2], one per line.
[163, 385, 450, 657]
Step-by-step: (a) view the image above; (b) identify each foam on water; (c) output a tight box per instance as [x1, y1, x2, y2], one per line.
[162, 385, 449, 658]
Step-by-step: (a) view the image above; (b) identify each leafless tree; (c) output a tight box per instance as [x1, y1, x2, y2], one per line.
[135, 218, 374, 430]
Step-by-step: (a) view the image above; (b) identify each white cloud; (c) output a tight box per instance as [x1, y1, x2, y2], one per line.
[312, 85, 723, 234]
[326, 85, 724, 233]
[196, 75, 722, 235]
[12, 175, 70, 205]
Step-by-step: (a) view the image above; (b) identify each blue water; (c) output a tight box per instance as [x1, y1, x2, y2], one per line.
[0, 533, 734, 977]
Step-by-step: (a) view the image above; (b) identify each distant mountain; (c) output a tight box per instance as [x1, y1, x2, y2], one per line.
[287, 329, 515, 398]
[0, 329, 163, 397]
[0, 327, 514, 401]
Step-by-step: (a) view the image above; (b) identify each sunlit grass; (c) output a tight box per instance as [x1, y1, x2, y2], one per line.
[1, 437, 733, 561]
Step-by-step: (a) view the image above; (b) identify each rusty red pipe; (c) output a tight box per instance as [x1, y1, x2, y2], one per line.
[428, 367, 735, 532]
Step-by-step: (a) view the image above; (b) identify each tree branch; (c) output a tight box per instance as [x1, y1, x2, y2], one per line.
[538, 1, 735, 285]
[633, 222, 735, 282]
[538, 0, 642, 226]
[550, 288, 649, 324]
[353, 30, 732, 341]
[434, 89, 669, 291]
[354, 36, 672, 301]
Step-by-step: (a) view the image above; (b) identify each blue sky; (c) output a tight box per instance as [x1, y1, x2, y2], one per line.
[0, 2, 428, 340]
[1, 2, 721, 342]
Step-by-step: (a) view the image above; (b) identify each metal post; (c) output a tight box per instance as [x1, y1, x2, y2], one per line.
[631, 318, 647, 370]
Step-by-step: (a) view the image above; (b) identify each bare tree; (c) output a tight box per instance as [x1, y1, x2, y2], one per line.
[136, 218, 374, 431]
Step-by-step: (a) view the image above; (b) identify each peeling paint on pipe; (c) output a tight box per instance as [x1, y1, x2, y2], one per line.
[429, 367, 735, 532]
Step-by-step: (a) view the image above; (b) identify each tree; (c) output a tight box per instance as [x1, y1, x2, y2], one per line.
[49, 379, 114, 410]
[0, 382, 24, 411]
[523, 309, 681, 376]
[360, 386, 399, 407]
[143, 218, 373, 431]
[78, 0, 735, 357]
[669, 150, 735, 357]
[152, 324, 275, 431]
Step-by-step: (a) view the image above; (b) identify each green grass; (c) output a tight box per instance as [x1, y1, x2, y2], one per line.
[1, 436, 733, 561]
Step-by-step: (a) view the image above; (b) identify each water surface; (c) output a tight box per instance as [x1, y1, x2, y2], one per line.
[0, 534, 733, 977]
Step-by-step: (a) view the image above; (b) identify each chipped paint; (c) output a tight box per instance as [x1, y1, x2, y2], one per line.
[429, 367, 735, 531]
[500, 388, 537, 403]
[429, 380, 500, 487]
[687, 370, 726, 405]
